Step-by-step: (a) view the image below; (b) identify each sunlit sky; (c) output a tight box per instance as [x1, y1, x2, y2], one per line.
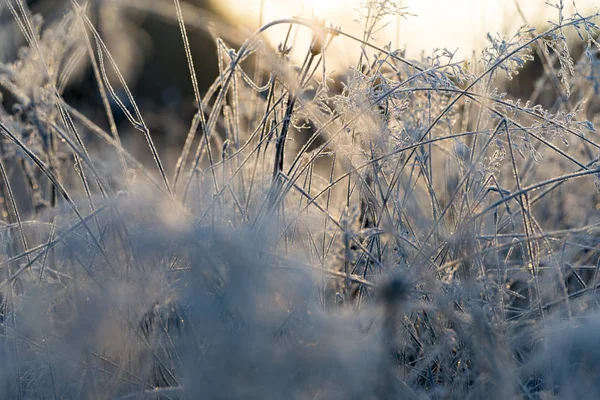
[211, 0, 599, 67]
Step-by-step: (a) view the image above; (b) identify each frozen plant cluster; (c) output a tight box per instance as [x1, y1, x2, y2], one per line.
[0, 0, 600, 398]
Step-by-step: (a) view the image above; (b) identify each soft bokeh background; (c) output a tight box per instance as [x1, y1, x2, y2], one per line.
[213, 0, 600, 65]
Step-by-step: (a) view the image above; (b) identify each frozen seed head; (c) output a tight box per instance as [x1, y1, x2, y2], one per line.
[379, 275, 409, 306]
[310, 27, 326, 56]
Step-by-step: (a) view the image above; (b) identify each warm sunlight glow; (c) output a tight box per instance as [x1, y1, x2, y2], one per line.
[302, 0, 348, 12]
[212, 0, 599, 67]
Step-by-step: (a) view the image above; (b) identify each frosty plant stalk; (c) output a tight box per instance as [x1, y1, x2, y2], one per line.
[0, 0, 600, 398]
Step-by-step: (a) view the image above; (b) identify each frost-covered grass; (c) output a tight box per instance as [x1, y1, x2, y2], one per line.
[1, 0, 600, 398]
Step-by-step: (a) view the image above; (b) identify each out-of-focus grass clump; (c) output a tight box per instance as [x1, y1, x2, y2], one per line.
[1, 0, 600, 398]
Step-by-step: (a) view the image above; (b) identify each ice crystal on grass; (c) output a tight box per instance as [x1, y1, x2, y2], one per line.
[482, 26, 535, 81]
[2, 1, 600, 398]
